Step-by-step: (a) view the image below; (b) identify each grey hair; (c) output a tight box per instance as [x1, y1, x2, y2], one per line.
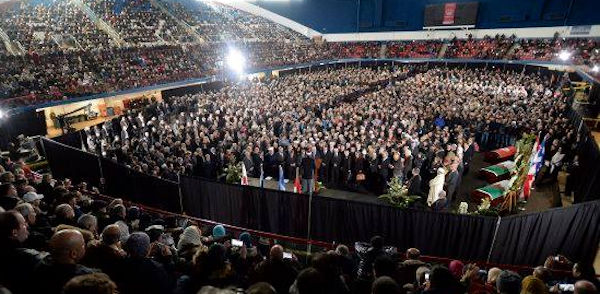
[77, 214, 97, 231]
[14, 203, 34, 217]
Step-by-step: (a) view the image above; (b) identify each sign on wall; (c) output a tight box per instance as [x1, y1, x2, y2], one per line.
[424, 2, 479, 28]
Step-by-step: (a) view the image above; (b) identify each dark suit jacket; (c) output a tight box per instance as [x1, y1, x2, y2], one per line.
[408, 175, 422, 196]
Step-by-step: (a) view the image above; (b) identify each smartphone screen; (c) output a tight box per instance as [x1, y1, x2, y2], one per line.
[424, 273, 430, 281]
[231, 239, 243, 247]
[283, 252, 292, 259]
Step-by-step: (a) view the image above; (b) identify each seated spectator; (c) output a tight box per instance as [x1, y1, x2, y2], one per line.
[0, 211, 44, 294]
[521, 275, 549, 294]
[77, 214, 98, 237]
[32, 229, 96, 294]
[335, 244, 357, 283]
[424, 265, 465, 294]
[62, 273, 118, 294]
[291, 267, 326, 294]
[53, 203, 76, 226]
[177, 225, 205, 261]
[372, 276, 401, 294]
[449, 260, 465, 280]
[81, 224, 125, 276]
[572, 263, 600, 290]
[0, 183, 19, 210]
[497, 271, 522, 294]
[398, 248, 426, 285]
[574, 280, 598, 294]
[252, 244, 299, 294]
[311, 252, 350, 294]
[246, 282, 277, 294]
[114, 232, 172, 294]
[487, 267, 502, 290]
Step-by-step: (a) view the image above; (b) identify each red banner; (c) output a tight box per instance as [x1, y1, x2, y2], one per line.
[443, 2, 457, 25]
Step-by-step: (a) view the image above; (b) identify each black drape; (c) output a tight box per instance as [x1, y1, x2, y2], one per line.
[489, 201, 600, 266]
[180, 176, 309, 238]
[101, 157, 181, 213]
[310, 196, 497, 261]
[52, 130, 83, 149]
[42, 138, 101, 187]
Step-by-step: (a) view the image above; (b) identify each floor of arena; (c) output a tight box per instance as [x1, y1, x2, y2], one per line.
[251, 152, 563, 213]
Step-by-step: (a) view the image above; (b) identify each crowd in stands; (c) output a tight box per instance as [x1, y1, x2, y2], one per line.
[0, 45, 210, 107]
[0, 153, 598, 294]
[0, 0, 114, 53]
[444, 35, 515, 59]
[77, 65, 582, 209]
[386, 41, 441, 59]
[88, 0, 190, 45]
[0, 0, 599, 108]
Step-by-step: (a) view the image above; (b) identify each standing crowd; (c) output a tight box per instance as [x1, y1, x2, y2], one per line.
[78, 65, 581, 209]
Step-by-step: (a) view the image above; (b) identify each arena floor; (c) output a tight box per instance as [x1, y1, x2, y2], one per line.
[251, 152, 562, 214]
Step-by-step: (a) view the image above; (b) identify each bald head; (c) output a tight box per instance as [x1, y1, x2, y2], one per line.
[270, 245, 284, 261]
[50, 229, 86, 264]
[574, 280, 597, 294]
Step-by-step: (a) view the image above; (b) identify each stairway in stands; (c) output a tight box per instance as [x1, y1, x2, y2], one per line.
[71, 0, 127, 47]
[438, 42, 448, 58]
[0, 27, 21, 55]
[505, 42, 521, 59]
[148, 0, 204, 43]
[380, 43, 387, 58]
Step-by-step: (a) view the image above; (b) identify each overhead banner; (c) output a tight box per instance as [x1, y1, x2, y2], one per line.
[443, 3, 457, 25]
[424, 2, 478, 28]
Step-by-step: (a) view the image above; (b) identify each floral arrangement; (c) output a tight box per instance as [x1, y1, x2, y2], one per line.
[378, 177, 420, 208]
[222, 162, 242, 184]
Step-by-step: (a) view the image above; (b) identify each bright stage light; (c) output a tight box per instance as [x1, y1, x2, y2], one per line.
[593, 65, 599, 73]
[226, 48, 246, 74]
[558, 50, 572, 61]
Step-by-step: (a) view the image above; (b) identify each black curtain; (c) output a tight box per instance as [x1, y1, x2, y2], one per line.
[42, 138, 101, 187]
[100, 157, 181, 213]
[180, 176, 309, 238]
[52, 130, 83, 149]
[489, 201, 600, 266]
[310, 196, 497, 261]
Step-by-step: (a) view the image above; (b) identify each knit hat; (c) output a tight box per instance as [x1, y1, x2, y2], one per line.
[115, 220, 130, 243]
[212, 224, 226, 238]
[239, 232, 252, 247]
[124, 232, 150, 258]
[177, 225, 202, 251]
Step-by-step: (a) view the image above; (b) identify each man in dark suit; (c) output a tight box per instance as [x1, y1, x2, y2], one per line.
[341, 149, 353, 189]
[378, 151, 390, 193]
[444, 163, 460, 207]
[407, 168, 422, 196]
[300, 152, 316, 194]
[330, 148, 341, 188]
[319, 145, 332, 186]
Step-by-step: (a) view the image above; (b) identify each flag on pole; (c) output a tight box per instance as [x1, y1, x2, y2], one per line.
[240, 163, 249, 185]
[278, 165, 286, 191]
[522, 135, 546, 200]
[258, 164, 264, 188]
[293, 168, 302, 193]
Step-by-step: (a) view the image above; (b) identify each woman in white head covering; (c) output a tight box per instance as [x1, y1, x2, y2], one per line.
[177, 225, 203, 252]
[427, 167, 447, 206]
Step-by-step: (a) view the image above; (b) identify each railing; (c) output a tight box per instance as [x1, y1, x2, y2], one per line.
[86, 189, 582, 278]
